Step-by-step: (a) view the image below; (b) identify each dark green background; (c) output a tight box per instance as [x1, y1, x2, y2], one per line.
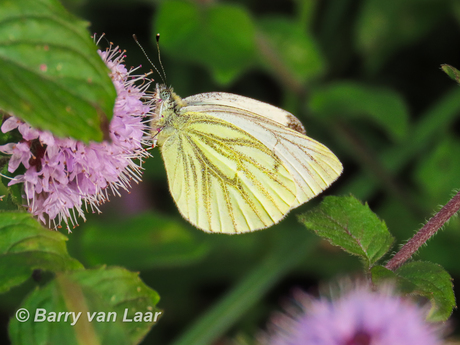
[2, 0, 460, 343]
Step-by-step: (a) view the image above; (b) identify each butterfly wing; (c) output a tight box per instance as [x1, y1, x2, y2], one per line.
[160, 112, 297, 233]
[182, 93, 343, 208]
[184, 92, 306, 134]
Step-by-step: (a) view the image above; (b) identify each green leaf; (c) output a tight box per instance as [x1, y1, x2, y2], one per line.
[441, 64, 460, 85]
[309, 81, 409, 141]
[0, 163, 26, 210]
[0, 174, 22, 211]
[155, 0, 256, 85]
[355, 0, 448, 73]
[371, 262, 455, 322]
[397, 261, 455, 322]
[0, 0, 116, 142]
[0, 212, 83, 293]
[414, 136, 460, 204]
[371, 265, 418, 294]
[298, 195, 394, 269]
[454, 1, 460, 27]
[257, 16, 325, 83]
[81, 212, 209, 270]
[9, 266, 161, 345]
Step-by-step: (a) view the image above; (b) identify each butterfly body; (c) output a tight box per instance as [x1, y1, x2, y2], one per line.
[153, 84, 342, 234]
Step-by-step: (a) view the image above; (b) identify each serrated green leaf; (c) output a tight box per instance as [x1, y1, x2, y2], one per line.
[257, 16, 325, 83]
[298, 195, 394, 269]
[81, 212, 209, 270]
[0, 212, 83, 293]
[0, 0, 116, 142]
[309, 82, 409, 141]
[396, 261, 455, 322]
[371, 265, 418, 294]
[155, 0, 256, 85]
[9, 266, 161, 345]
[441, 64, 460, 84]
[371, 263, 455, 322]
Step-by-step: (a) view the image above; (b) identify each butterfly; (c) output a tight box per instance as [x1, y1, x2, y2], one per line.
[151, 84, 343, 234]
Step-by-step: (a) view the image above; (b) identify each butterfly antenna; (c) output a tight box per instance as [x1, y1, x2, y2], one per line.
[155, 33, 168, 85]
[133, 34, 165, 84]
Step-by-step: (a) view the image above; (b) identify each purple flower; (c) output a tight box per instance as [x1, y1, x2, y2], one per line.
[0, 41, 153, 231]
[260, 283, 443, 345]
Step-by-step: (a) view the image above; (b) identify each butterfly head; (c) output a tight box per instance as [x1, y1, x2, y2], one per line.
[152, 84, 174, 125]
[156, 84, 172, 102]
[151, 83, 186, 143]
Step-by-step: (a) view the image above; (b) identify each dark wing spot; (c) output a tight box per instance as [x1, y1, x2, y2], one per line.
[286, 114, 306, 134]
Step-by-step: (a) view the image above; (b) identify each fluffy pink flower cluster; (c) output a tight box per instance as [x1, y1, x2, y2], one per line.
[0, 44, 153, 230]
[262, 284, 442, 345]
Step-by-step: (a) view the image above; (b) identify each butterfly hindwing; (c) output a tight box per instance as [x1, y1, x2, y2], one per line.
[159, 111, 297, 233]
[181, 96, 343, 207]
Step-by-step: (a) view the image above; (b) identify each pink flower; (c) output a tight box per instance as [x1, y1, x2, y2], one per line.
[260, 283, 443, 345]
[0, 142, 32, 171]
[0, 41, 153, 231]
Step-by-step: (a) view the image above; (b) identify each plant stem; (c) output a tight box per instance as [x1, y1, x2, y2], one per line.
[386, 191, 460, 271]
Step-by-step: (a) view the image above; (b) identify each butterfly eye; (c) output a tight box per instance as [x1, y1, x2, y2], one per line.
[161, 90, 170, 100]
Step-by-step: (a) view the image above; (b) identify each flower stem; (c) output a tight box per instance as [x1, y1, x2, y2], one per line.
[386, 190, 460, 271]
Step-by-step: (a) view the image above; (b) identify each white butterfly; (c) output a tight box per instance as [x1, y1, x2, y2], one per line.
[152, 84, 342, 234]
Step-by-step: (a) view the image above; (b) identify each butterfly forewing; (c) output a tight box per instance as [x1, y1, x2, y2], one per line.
[184, 92, 306, 134]
[159, 112, 297, 233]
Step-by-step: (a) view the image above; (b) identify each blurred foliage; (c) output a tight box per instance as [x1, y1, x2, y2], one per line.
[80, 212, 210, 270]
[442, 64, 460, 84]
[2, 0, 460, 344]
